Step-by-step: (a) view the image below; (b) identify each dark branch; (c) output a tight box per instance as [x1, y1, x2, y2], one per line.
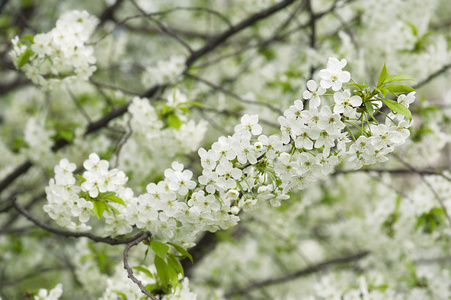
[185, 0, 297, 67]
[14, 202, 145, 245]
[225, 251, 369, 298]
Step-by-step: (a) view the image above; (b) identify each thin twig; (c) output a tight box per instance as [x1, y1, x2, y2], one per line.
[225, 251, 369, 298]
[114, 118, 133, 168]
[14, 201, 145, 245]
[123, 231, 156, 299]
[66, 85, 92, 123]
[393, 153, 451, 226]
[187, 73, 284, 114]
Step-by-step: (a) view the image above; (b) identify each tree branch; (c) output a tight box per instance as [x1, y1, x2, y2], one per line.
[225, 250, 369, 298]
[13, 201, 145, 245]
[123, 231, 156, 299]
[185, 0, 297, 67]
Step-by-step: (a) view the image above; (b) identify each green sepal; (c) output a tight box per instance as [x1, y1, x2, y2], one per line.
[151, 241, 170, 259]
[381, 98, 412, 120]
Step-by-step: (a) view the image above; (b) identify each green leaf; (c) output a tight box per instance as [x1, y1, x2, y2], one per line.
[364, 102, 374, 117]
[346, 82, 367, 90]
[19, 35, 34, 44]
[380, 88, 390, 97]
[132, 266, 154, 279]
[92, 201, 107, 219]
[100, 192, 116, 197]
[154, 255, 170, 287]
[178, 101, 204, 108]
[167, 260, 179, 287]
[74, 174, 86, 183]
[383, 75, 415, 85]
[112, 290, 128, 300]
[377, 62, 387, 87]
[406, 21, 418, 36]
[151, 241, 169, 259]
[384, 84, 416, 94]
[58, 128, 74, 142]
[167, 114, 182, 129]
[178, 107, 190, 114]
[167, 254, 184, 278]
[104, 195, 125, 206]
[161, 104, 172, 115]
[168, 242, 193, 263]
[17, 48, 33, 69]
[381, 98, 412, 120]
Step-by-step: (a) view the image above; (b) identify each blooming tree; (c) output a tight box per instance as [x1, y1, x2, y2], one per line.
[1, 0, 451, 299]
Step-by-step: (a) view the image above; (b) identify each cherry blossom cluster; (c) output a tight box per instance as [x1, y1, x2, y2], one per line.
[124, 160, 240, 246]
[44, 154, 133, 235]
[9, 10, 98, 89]
[128, 89, 207, 153]
[121, 90, 207, 186]
[23, 117, 55, 166]
[44, 57, 415, 242]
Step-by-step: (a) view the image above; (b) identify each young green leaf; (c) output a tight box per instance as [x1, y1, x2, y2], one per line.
[346, 82, 367, 90]
[382, 75, 415, 85]
[132, 266, 154, 279]
[161, 104, 172, 116]
[167, 114, 182, 129]
[92, 201, 107, 219]
[17, 48, 34, 69]
[104, 195, 125, 206]
[177, 101, 204, 107]
[151, 241, 170, 259]
[167, 261, 179, 287]
[19, 35, 34, 43]
[154, 255, 170, 287]
[178, 107, 190, 114]
[58, 128, 74, 142]
[112, 290, 128, 300]
[381, 98, 412, 120]
[74, 174, 86, 183]
[167, 254, 184, 278]
[168, 242, 193, 263]
[377, 62, 387, 88]
[379, 88, 390, 97]
[384, 85, 416, 94]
